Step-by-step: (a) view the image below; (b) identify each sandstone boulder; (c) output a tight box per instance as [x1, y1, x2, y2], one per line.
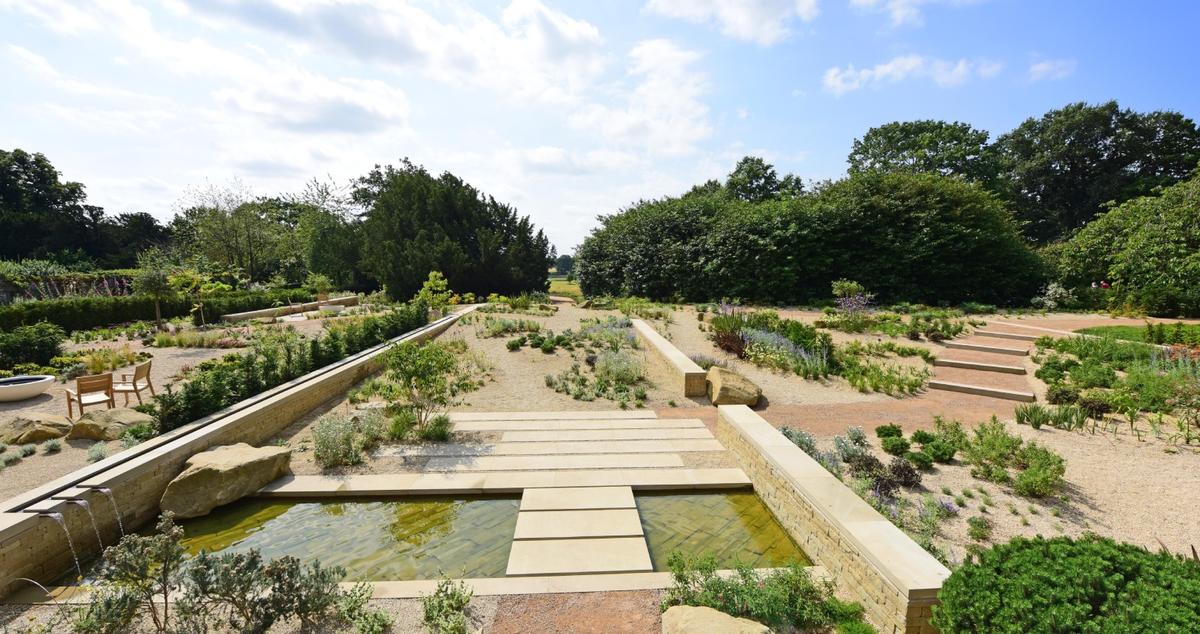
[662, 606, 769, 634]
[68, 408, 155, 441]
[160, 443, 292, 518]
[706, 367, 761, 406]
[0, 412, 72, 444]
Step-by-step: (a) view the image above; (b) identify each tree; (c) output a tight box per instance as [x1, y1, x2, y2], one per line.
[132, 248, 177, 330]
[384, 341, 474, 429]
[726, 156, 780, 202]
[554, 254, 574, 275]
[0, 148, 105, 262]
[97, 213, 171, 268]
[993, 101, 1200, 242]
[847, 120, 996, 183]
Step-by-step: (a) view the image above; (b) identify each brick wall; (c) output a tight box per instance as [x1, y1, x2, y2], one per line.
[715, 405, 947, 634]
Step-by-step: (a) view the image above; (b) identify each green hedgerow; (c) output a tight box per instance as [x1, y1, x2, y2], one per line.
[932, 535, 1200, 633]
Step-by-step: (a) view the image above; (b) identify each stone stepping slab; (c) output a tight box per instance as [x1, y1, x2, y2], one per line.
[933, 358, 1026, 374]
[928, 380, 1036, 402]
[500, 428, 713, 442]
[449, 411, 657, 422]
[378, 439, 724, 457]
[943, 341, 1029, 356]
[453, 418, 704, 432]
[972, 330, 1039, 342]
[506, 537, 653, 576]
[520, 486, 636, 511]
[514, 508, 644, 539]
[424, 453, 685, 472]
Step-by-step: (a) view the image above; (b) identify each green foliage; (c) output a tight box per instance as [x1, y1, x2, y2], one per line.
[875, 423, 903, 438]
[1014, 403, 1051, 429]
[0, 289, 312, 332]
[961, 418, 1067, 497]
[1045, 383, 1080, 405]
[422, 576, 473, 634]
[479, 316, 541, 338]
[18, 443, 36, 457]
[661, 552, 872, 631]
[880, 436, 911, 456]
[905, 451, 934, 471]
[414, 271, 452, 312]
[965, 516, 993, 542]
[74, 513, 185, 632]
[419, 414, 453, 442]
[385, 340, 477, 429]
[576, 168, 1043, 305]
[925, 440, 956, 463]
[0, 321, 65, 369]
[87, 442, 108, 463]
[848, 120, 997, 183]
[337, 582, 394, 634]
[932, 535, 1200, 633]
[311, 414, 365, 468]
[41, 438, 62, 454]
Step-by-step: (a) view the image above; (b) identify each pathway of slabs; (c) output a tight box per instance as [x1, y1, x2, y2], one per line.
[507, 485, 653, 575]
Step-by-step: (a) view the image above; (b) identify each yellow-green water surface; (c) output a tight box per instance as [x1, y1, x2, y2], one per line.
[636, 492, 810, 570]
[178, 496, 519, 580]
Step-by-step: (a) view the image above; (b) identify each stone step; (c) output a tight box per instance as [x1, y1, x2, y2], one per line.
[520, 486, 636, 511]
[506, 537, 653, 576]
[943, 341, 1028, 356]
[379, 439, 724, 457]
[423, 453, 685, 472]
[454, 419, 704, 432]
[973, 330, 1039, 342]
[933, 358, 1026, 374]
[928, 380, 1035, 402]
[449, 411, 657, 422]
[514, 508, 644, 539]
[501, 428, 713, 442]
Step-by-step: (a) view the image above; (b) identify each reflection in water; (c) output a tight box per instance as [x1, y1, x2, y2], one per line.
[636, 492, 811, 570]
[179, 496, 519, 580]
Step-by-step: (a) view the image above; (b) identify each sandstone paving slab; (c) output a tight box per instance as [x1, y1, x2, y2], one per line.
[506, 536, 652, 575]
[520, 486, 635, 511]
[514, 508, 644, 539]
[450, 411, 656, 422]
[454, 418, 704, 432]
[424, 453, 685, 472]
[377, 439, 724, 457]
[500, 428, 712, 442]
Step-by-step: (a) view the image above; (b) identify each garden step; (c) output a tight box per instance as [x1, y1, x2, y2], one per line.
[423, 453, 685, 472]
[501, 428, 713, 442]
[942, 341, 1029, 356]
[928, 380, 1035, 402]
[506, 537, 653, 576]
[378, 439, 724, 456]
[449, 410, 657, 422]
[513, 508, 644, 539]
[972, 330, 1039, 342]
[453, 418, 705, 432]
[933, 358, 1026, 374]
[520, 486, 636, 511]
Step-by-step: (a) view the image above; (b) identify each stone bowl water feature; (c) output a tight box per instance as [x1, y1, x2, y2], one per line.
[0, 375, 54, 402]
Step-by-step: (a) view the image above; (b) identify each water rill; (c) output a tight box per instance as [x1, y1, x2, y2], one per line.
[42, 512, 82, 579]
[69, 499, 105, 551]
[95, 487, 125, 537]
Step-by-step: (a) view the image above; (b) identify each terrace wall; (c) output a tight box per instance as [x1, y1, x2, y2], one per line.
[0, 309, 470, 597]
[716, 405, 949, 634]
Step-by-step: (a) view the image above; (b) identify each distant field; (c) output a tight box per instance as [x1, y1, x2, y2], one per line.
[1076, 323, 1200, 345]
[548, 277, 582, 300]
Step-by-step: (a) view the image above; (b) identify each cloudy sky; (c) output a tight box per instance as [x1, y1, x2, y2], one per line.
[3, 1, 1198, 253]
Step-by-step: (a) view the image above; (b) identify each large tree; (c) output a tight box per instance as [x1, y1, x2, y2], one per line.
[355, 159, 552, 299]
[726, 156, 781, 202]
[0, 149, 105, 262]
[993, 101, 1200, 243]
[847, 120, 996, 183]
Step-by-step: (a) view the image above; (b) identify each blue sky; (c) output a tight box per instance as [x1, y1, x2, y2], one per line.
[3, 1, 1198, 254]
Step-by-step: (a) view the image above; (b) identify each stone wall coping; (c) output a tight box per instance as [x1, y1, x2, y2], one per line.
[631, 319, 707, 396]
[0, 307, 473, 543]
[718, 405, 950, 600]
[220, 295, 359, 322]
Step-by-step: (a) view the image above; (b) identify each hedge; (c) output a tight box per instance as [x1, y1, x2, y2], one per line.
[932, 535, 1200, 633]
[0, 289, 313, 332]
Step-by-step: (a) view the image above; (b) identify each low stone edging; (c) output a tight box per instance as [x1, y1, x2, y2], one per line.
[715, 405, 949, 634]
[630, 319, 706, 397]
[220, 295, 360, 322]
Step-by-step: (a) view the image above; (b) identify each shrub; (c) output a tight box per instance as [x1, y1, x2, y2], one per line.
[41, 439, 62, 454]
[1013, 403, 1050, 429]
[422, 576, 473, 634]
[594, 350, 645, 385]
[0, 321, 66, 369]
[1012, 443, 1066, 497]
[880, 436, 911, 456]
[889, 457, 922, 487]
[0, 452, 19, 466]
[312, 414, 361, 468]
[905, 451, 934, 471]
[660, 552, 870, 631]
[419, 414, 453, 442]
[910, 429, 935, 445]
[505, 338, 522, 352]
[932, 535, 1200, 633]
[119, 422, 158, 445]
[389, 408, 417, 440]
[1045, 383, 1080, 405]
[846, 453, 885, 479]
[1050, 404, 1087, 431]
[1070, 360, 1117, 388]
[875, 423, 903, 438]
[1076, 392, 1114, 419]
[932, 416, 968, 450]
[87, 442, 108, 463]
[925, 440, 956, 463]
[18, 443, 36, 457]
[966, 516, 993, 542]
[385, 340, 476, 429]
[780, 427, 817, 455]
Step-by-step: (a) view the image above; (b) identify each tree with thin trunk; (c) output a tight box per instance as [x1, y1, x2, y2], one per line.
[133, 248, 177, 331]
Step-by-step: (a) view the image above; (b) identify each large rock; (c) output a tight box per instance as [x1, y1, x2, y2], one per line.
[662, 606, 769, 634]
[706, 367, 761, 406]
[0, 412, 72, 444]
[160, 443, 292, 518]
[68, 408, 155, 441]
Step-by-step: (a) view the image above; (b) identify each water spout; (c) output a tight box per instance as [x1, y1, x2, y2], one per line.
[42, 512, 82, 579]
[69, 499, 104, 551]
[95, 487, 125, 537]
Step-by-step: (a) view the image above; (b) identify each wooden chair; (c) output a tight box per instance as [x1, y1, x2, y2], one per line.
[66, 374, 115, 419]
[113, 360, 155, 405]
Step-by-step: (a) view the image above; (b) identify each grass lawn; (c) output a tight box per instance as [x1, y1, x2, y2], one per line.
[549, 276, 582, 301]
[1076, 322, 1200, 345]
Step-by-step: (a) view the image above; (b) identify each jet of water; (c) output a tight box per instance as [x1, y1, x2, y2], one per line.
[95, 487, 125, 537]
[42, 512, 82, 579]
[69, 499, 104, 551]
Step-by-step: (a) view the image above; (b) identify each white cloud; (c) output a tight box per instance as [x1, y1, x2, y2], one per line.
[849, 0, 981, 27]
[1028, 58, 1076, 81]
[736, 107, 749, 120]
[645, 0, 818, 45]
[823, 54, 999, 94]
[570, 39, 711, 156]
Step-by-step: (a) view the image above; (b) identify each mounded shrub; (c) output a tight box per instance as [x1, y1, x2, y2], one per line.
[875, 423, 903, 438]
[880, 436, 911, 456]
[932, 535, 1200, 633]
